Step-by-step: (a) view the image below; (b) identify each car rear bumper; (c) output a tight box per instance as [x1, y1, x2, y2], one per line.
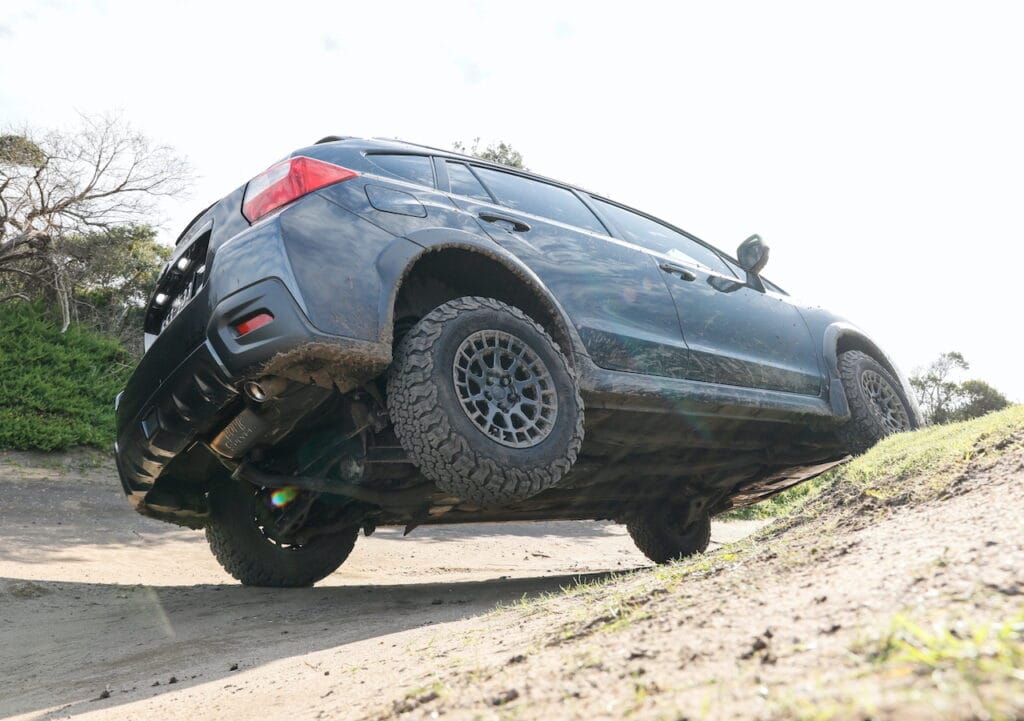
[114, 275, 391, 520]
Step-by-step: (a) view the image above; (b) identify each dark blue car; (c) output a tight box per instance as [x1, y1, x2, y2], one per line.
[115, 136, 921, 586]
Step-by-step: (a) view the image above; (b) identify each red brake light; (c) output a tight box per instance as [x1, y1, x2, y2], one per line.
[242, 156, 358, 222]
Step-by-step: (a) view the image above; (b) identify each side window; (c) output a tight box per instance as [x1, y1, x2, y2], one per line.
[720, 256, 745, 278]
[473, 166, 607, 235]
[592, 198, 735, 276]
[446, 162, 492, 202]
[366, 154, 435, 187]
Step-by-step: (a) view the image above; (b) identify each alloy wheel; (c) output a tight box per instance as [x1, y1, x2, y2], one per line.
[452, 329, 558, 448]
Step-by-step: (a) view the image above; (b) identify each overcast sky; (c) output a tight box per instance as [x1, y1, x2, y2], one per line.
[2, 0, 1022, 400]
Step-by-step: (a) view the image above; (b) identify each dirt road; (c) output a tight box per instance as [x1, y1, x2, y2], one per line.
[0, 450, 761, 720]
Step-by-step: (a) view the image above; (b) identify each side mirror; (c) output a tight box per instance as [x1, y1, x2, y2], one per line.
[737, 234, 770, 275]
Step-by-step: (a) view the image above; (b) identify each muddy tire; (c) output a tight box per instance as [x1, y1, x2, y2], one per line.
[387, 296, 584, 506]
[835, 350, 916, 456]
[205, 481, 358, 587]
[628, 511, 712, 564]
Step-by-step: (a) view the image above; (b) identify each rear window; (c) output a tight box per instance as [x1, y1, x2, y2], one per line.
[473, 166, 607, 235]
[366, 154, 435, 187]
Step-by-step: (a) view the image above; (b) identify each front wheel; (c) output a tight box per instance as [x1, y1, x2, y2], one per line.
[205, 481, 358, 587]
[835, 350, 916, 455]
[628, 511, 712, 564]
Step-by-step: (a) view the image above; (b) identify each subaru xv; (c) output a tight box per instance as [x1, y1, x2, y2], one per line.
[114, 136, 921, 586]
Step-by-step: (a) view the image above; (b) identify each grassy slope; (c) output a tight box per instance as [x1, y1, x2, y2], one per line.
[0, 303, 131, 450]
[376, 406, 1024, 721]
[726, 406, 1024, 520]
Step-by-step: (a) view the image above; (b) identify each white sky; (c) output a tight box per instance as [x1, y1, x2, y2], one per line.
[2, 0, 1022, 400]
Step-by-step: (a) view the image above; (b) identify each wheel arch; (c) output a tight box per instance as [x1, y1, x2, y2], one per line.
[385, 233, 586, 366]
[823, 323, 924, 426]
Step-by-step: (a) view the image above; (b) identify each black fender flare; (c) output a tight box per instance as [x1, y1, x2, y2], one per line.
[375, 227, 589, 361]
[823, 322, 923, 426]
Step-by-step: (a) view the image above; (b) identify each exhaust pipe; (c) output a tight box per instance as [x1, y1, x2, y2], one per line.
[242, 376, 290, 404]
[209, 377, 293, 458]
[234, 463, 440, 508]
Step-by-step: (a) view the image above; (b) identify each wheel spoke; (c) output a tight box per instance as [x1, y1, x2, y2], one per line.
[451, 328, 559, 449]
[861, 369, 910, 433]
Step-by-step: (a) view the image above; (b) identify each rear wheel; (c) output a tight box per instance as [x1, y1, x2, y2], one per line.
[836, 350, 915, 455]
[628, 511, 712, 564]
[387, 296, 584, 506]
[205, 481, 358, 587]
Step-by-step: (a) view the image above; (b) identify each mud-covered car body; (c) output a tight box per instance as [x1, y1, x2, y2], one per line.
[115, 136, 921, 532]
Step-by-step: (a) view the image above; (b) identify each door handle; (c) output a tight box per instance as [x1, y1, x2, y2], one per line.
[479, 212, 531, 233]
[658, 262, 697, 281]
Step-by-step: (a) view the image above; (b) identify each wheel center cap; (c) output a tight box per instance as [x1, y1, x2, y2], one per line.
[490, 385, 509, 402]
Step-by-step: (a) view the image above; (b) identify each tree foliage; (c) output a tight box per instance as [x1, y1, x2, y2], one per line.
[452, 137, 526, 169]
[910, 351, 1009, 424]
[910, 351, 968, 424]
[953, 379, 1010, 422]
[61, 224, 171, 347]
[0, 135, 45, 167]
[0, 114, 189, 331]
[0, 302, 131, 450]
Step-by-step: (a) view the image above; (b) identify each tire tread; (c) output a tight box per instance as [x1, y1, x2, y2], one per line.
[205, 484, 358, 587]
[387, 297, 584, 506]
[627, 514, 712, 564]
[835, 350, 914, 456]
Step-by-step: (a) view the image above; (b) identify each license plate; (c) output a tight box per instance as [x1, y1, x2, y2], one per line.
[160, 292, 190, 334]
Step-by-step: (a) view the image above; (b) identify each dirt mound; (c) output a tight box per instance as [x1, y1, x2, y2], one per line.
[359, 409, 1024, 721]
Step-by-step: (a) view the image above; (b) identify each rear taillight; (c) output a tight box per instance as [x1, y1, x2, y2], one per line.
[241, 156, 358, 222]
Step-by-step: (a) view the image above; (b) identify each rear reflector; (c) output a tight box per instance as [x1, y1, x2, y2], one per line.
[234, 312, 274, 336]
[242, 156, 358, 222]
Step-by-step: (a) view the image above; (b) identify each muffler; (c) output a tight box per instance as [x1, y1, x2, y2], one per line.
[209, 407, 269, 458]
[209, 376, 329, 459]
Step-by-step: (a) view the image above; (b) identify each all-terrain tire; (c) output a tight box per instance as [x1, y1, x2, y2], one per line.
[628, 512, 712, 565]
[205, 481, 358, 587]
[835, 350, 916, 456]
[387, 296, 584, 506]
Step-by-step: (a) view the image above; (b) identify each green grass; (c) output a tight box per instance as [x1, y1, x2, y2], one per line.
[0, 302, 132, 450]
[833, 405, 1024, 496]
[776, 610, 1024, 721]
[867, 611, 1024, 683]
[724, 405, 1024, 520]
[721, 475, 827, 520]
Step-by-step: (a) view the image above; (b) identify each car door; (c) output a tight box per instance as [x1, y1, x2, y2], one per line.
[589, 197, 823, 395]
[441, 161, 691, 378]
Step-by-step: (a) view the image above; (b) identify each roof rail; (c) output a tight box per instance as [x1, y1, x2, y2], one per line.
[368, 136, 480, 161]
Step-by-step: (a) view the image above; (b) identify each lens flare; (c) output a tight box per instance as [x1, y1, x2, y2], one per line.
[269, 486, 298, 508]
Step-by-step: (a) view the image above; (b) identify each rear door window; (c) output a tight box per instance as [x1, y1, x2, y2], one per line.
[592, 198, 735, 276]
[446, 162, 492, 202]
[366, 154, 435, 187]
[473, 166, 607, 235]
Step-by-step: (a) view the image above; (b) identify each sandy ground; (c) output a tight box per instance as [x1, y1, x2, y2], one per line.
[0, 450, 762, 720]
[352, 440, 1024, 720]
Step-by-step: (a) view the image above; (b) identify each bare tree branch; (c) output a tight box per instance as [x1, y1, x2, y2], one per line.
[1, 114, 191, 329]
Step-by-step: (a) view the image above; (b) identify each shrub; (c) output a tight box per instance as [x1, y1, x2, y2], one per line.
[0, 302, 132, 450]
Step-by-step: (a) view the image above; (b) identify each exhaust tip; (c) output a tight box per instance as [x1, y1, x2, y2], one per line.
[243, 381, 268, 403]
